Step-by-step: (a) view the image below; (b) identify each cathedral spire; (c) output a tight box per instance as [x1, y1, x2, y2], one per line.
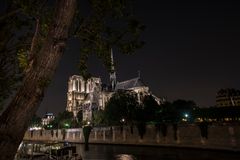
[138, 70, 141, 79]
[110, 48, 115, 71]
[110, 48, 116, 90]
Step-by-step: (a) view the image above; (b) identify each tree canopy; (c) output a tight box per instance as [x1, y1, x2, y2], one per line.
[141, 95, 160, 122]
[0, 1, 144, 158]
[0, 0, 145, 111]
[104, 91, 139, 125]
[49, 111, 74, 129]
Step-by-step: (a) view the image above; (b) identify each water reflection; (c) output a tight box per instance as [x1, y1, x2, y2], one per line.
[19, 142, 240, 160]
[115, 154, 137, 160]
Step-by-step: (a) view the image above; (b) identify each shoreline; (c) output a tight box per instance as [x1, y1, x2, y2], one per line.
[23, 139, 240, 153]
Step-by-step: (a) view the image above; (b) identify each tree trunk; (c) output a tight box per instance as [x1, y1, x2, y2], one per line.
[0, 0, 76, 159]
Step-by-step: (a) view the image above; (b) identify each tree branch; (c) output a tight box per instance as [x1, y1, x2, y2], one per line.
[29, 18, 40, 60]
[0, 9, 21, 22]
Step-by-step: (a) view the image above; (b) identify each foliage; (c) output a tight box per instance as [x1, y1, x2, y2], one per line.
[72, 0, 145, 78]
[157, 99, 196, 123]
[157, 102, 176, 122]
[0, 1, 144, 157]
[0, 0, 53, 111]
[0, 0, 144, 112]
[104, 90, 138, 125]
[135, 95, 161, 139]
[29, 114, 42, 127]
[141, 95, 160, 122]
[48, 111, 74, 129]
[92, 109, 105, 126]
[172, 99, 196, 113]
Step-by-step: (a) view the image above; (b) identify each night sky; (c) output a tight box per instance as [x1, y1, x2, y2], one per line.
[37, 0, 240, 116]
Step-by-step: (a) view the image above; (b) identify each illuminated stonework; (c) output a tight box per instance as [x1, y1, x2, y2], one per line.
[66, 75, 164, 121]
[66, 50, 164, 121]
[66, 75, 103, 121]
[216, 88, 240, 107]
[41, 113, 55, 126]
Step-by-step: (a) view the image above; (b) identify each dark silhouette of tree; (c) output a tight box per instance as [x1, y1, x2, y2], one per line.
[133, 95, 159, 139]
[172, 99, 196, 112]
[49, 111, 74, 129]
[104, 90, 138, 126]
[158, 101, 178, 123]
[29, 114, 42, 127]
[92, 109, 105, 126]
[0, 0, 144, 158]
[0, 0, 43, 111]
[142, 95, 160, 122]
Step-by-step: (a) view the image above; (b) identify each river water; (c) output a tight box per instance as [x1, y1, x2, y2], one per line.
[19, 142, 240, 160]
[78, 144, 240, 160]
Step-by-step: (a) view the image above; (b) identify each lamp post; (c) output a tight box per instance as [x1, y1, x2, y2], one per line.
[83, 121, 92, 151]
[120, 118, 125, 133]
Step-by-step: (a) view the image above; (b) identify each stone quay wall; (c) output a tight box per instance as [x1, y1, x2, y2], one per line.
[24, 123, 240, 151]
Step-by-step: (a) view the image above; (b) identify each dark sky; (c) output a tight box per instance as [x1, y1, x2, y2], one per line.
[37, 0, 240, 116]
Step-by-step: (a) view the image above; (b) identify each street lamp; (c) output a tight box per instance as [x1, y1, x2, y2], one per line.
[182, 113, 189, 122]
[64, 123, 70, 128]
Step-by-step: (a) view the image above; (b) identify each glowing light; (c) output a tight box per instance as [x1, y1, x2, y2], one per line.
[64, 123, 70, 128]
[29, 127, 42, 131]
[115, 154, 136, 160]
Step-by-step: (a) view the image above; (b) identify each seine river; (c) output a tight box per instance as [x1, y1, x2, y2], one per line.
[20, 142, 240, 160]
[77, 144, 240, 160]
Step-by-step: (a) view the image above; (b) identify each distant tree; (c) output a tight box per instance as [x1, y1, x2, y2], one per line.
[142, 95, 160, 122]
[135, 95, 160, 139]
[172, 99, 196, 122]
[49, 111, 74, 129]
[104, 91, 138, 126]
[172, 99, 196, 111]
[29, 114, 42, 127]
[157, 101, 178, 123]
[92, 109, 105, 126]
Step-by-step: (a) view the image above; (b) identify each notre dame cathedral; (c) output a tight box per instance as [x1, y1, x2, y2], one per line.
[66, 50, 164, 121]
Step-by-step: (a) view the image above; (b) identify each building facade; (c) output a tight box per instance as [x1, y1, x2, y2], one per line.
[41, 113, 55, 126]
[66, 51, 164, 121]
[216, 88, 240, 107]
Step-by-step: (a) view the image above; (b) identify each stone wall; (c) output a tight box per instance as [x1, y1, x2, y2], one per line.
[24, 123, 240, 150]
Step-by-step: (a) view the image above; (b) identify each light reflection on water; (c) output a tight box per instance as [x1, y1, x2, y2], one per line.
[19, 142, 240, 160]
[115, 154, 137, 160]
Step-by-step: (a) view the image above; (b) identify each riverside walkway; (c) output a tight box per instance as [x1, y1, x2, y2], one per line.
[24, 123, 240, 151]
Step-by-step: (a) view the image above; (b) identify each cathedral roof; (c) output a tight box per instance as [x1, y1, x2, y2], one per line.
[115, 77, 146, 90]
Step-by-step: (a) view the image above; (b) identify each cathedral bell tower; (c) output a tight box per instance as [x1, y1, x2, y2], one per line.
[109, 48, 116, 90]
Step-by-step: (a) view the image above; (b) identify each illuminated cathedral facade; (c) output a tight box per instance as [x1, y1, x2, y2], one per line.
[66, 50, 164, 121]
